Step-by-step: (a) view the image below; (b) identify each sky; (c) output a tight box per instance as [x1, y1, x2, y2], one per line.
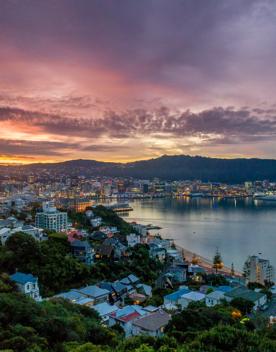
[1, 0, 276, 164]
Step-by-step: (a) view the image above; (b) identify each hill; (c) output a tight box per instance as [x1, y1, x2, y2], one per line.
[2, 155, 276, 182]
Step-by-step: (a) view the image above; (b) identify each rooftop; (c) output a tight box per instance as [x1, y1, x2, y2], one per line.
[206, 290, 225, 300]
[224, 287, 265, 302]
[71, 239, 91, 249]
[164, 287, 190, 302]
[55, 290, 87, 302]
[10, 272, 37, 285]
[133, 310, 170, 331]
[181, 291, 205, 301]
[93, 302, 118, 316]
[77, 285, 110, 298]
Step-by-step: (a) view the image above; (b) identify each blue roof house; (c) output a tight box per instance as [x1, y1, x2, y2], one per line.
[10, 272, 42, 302]
[77, 285, 110, 305]
[163, 287, 190, 306]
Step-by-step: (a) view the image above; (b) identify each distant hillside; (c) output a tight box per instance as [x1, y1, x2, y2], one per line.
[2, 155, 276, 183]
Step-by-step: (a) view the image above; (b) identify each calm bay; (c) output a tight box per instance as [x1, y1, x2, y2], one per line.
[122, 197, 276, 272]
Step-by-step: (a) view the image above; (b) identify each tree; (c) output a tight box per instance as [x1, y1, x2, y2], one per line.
[231, 263, 235, 277]
[0, 291, 118, 351]
[5, 232, 41, 271]
[184, 324, 276, 352]
[165, 306, 234, 343]
[231, 297, 254, 315]
[204, 274, 228, 286]
[213, 248, 224, 274]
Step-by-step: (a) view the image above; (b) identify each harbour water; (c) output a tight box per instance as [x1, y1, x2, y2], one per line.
[122, 197, 276, 272]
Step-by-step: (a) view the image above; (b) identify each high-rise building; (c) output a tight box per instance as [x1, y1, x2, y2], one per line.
[244, 255, 274, 285]
[35, 201, 68, 232]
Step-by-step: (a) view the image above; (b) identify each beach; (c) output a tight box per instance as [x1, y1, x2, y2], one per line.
[174, 244, 243, 277]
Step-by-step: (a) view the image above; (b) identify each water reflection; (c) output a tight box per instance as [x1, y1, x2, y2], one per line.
[123, 197, 276, 271]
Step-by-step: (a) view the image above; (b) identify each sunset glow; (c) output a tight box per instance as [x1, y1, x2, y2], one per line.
[1, 1, 276, 164]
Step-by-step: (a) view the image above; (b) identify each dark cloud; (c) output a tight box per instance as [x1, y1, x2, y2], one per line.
[82, 144, 130, 152]
[1, 105, 276, 144]
[1, 0, 276, 96]
[0, 138, 77, 156]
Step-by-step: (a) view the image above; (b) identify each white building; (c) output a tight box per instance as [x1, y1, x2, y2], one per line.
[127, 233, 141, 247]
[35, 201, 68, 232]
[179, 291, 205, 308]
[205, 290, 225, 307]
[0, 227, 10, 245]
[244, 255, 274, 285]
[10, 272, 42, 302]
[90, 217, 102, 228]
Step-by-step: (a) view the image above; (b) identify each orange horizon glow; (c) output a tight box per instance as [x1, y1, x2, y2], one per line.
[1, 1, 276, 162]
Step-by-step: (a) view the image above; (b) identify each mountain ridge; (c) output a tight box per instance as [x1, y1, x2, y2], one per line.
[2, 155, 276, 183]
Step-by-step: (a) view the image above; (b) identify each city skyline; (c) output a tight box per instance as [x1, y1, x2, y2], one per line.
[1, 0, 276, 164]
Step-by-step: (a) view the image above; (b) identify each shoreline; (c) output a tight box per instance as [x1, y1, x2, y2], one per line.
[173, 244, 243, 277]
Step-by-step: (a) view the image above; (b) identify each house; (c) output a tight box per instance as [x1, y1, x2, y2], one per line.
[127, 233, 141, 247]
[10, 272, 42, 302]
[0, 219, 11, 229]
[199, 285, 214, 294]
[188, 265, 206, 278]
[131, 223, 148, 236]
[75, 297, 95, 307]
[143, 305, 159, 313]
[85, 210, 94, 218]
[93, 302, 119, 323]
[149, 244, 166, 262]
[179, 291, 205, 308]
[96, 243, 114, 259]
[163, 287, 190, 306]
[120, 274, 140, 289]
[128, 292, 147, 304]
[224, 287, 267, 310]
[103, 238, 127, 259]
[100, 226, 119, 235]
[108, 305, 147, 337]
[0, 224, 47, 243]
[165, 262, 188, 284]
[77, 285, 110, 305]
[70, 240, 94, 266]
[128, 274, 140, 285]
[137, 283, 152, 297]
[67, 229, 85, 243]
[0, 227, 10, 245]
[166, 249, 183, 262]
[55, 290, 89, 304]
[20, 224, 47, 241]
[148, 238, 172, 250]
[96, 238, 127, 260]
[90, 231, 107, 242]
[99, 281, 127, 303]
[90, 217, 102, 228]
[205, 290, 225, 307]
[132, 310, 171, 337]
[217, 285, 234, 293]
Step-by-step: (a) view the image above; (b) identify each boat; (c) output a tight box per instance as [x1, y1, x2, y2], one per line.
[189, 193, 204, 198]
[108, 203, 134, 212]
[253, 192, 266, 199]
[257, 195, 276, 202]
